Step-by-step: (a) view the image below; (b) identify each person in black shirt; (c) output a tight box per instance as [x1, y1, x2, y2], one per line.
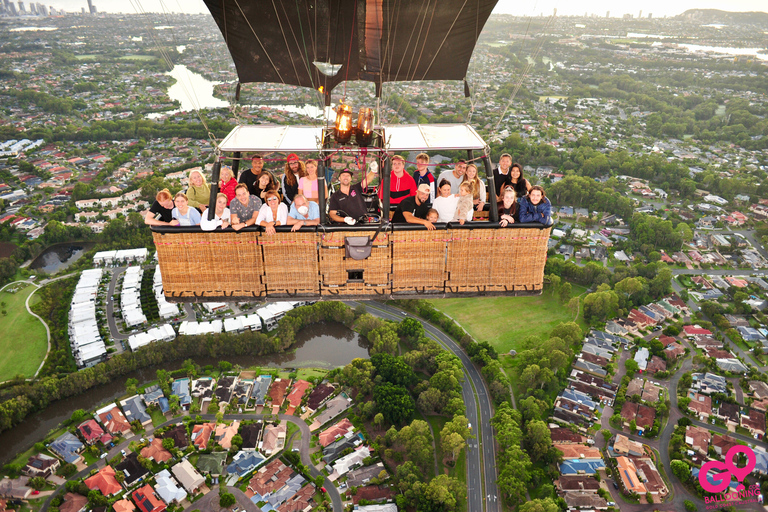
[509, 162, 531, 199]
[328, 167, 377, 224]
[281, 153, 305, 205]
[391, 184, 434, 230]
[239, 153, 264, 196]
[144, 189, 176, 226]
[492, 153, 513, 202]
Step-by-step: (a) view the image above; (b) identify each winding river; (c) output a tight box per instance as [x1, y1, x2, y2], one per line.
[1, 322, 368, 464]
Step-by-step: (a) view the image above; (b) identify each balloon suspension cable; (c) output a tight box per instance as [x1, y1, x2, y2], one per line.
[342, 0, 358, 101]
[492, 12, 556, 136]
[130, 0, 220, 151]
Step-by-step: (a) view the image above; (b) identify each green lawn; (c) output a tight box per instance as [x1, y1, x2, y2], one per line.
[0, 283, 48, 381]
[150, 407, 167, 427]
[429, 283, 588, 353]
[118, 55, 156, 61]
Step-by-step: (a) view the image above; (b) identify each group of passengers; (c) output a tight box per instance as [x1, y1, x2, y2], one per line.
[144, 152, 552, 232]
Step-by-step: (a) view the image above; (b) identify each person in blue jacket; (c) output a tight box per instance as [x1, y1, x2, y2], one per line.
[519, 185, 552, 225]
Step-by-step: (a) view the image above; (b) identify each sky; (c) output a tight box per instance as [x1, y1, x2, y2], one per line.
[42, 0, 768, 17]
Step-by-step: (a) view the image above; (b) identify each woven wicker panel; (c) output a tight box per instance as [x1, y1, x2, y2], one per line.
[261, 232, 319, 296]
[391, 230, 448, 293]
[153, 231, 266, 300]
[318, 230, 391, 297]
[445, 228, 497, 292]
[503, 227, 549, 292]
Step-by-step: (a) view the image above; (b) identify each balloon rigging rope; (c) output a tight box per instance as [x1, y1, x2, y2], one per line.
[232, 0, 286, 85]
[291, 0, 326, 119]
[492, 12, 556, 135]
[392, 0, 430, 83]
[129, 0, 218, 147]
[342, 0, 358, 100]
[419, 0, 469, 80]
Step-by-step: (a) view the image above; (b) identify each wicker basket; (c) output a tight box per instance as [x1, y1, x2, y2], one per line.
[318, 230, 391, 298]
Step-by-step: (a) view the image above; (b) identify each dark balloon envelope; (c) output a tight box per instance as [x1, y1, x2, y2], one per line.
[203, 0, 498, 93]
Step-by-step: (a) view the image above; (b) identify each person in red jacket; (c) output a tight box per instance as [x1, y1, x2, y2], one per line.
[378, 154, 416, 207]
[218, 166, 238, 204]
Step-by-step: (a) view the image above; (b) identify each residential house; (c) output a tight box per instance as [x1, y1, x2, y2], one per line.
[231, 379, 253, 406]
[49, 432, 84, 464]
[214, 421, 240, 450]
[554, 444, 601, 460]
[555, 475, 601, 493]
[59, 493, 88, 512]
[195, 452, 227, 477]
[645, 356, 666, 374]
[171, 379, 192, 410]
[97, 406, 132, 436]
[613, 434, 643, 457]
[0, 478, 31, 500]
[310, 394, 352, 431]
[635, 458, 669, 497]
[120, 396, 152, 427]
[685, 426, 711, 456]
[549, 427, 588, 444]
[85, 466, 122, 496]
[716, 402, 740, 432]
[717, 358, 749, 374]
[170, 459, 205, 494]
[306, 383, 335, 412]
[688, 393, 713, 420]
[116, 453, 149, 488]
[692, 373, 727, 395]
[563, 492, 609, 510]
[158, 425, 187, 449]
[226, 451, 266, 477]
[665, 342, 686, 360]
[750, 381, 768, 399]
[712, 434, 740, 457]
[140, 438, 172, 464]
[191, 423, 215, 450]
[154, 470, 186, 504]
[616, 457, 646, 494]
[213, 376, 235, 404]
[23, 454, 59, 477]
[346, 463, 387, 489]
[620, 402, 656, 433]
[285, 380, 312, 415]
[78, 419, 109, 445]
[261, 422, 286, 456]
[247, 459, 293, 498]
[112, 500, 136, 512]
[250, 375, 272, 408]
[239, 423, 262, 451]
[131, 484, 166, 512]
[331, 445, 371, 477]
[323, 432, 361, 464]
[268, 378, 291, 413]
[190, 377, 215, 399]
[741, 409, 766, 438]
[319, 418, 355, 447]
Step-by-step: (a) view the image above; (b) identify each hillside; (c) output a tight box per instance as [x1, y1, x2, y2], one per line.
[678, 8, 768, 27]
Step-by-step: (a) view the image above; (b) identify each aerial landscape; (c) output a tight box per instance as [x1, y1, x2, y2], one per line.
[2, 1, 768, 512]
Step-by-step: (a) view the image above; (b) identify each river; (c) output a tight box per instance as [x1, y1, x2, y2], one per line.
[0, 321, 368, 464]
[30, 242, 95, 274]
[147, 64, 331, 120]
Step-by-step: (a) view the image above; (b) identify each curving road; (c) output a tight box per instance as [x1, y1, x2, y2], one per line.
[354, 301, 499, 512]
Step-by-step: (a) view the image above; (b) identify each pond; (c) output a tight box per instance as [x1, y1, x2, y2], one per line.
[0, 321, 368, 464]
[30, 243, 95, 274]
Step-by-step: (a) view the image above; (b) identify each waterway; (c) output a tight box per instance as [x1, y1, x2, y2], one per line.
[30, 242, 95, 274]
[678, 43, 768, 61]
[0, 321, 367, 464]
[147, 64, 331, 120]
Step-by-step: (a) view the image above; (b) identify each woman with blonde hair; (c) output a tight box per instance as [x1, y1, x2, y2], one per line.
[219, 166, 238, 204]
[144, 189, 175, 226]
[256, 190, 289, 235]
[171, 192, 202, 226]
[462, 163, 486, 212]
[200, 193, 231, 231]
[281, 153, 306, 204]
[498, 187, 518, 227]
[186, 168, 210, 212]
[298, 159, 327, 204]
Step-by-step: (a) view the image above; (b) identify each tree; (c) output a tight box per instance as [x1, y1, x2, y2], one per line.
[441, 432, 464, 462]
[671, 459, 690, 483]
[169, 395, 181, 415]
[625, 359, 639, 374]
[162, 437, 175, 451]
[219, 491, 236, 508]
[371, 353, 417, 387]
[88, 490, 109, 507]
[684, 500, 697, 512]
[558, 282, 572, 305]
[231, 434, 243, 451]
[28, 476, 46, 490]
[373, 383, 415, 426]
[519, 498, 560, 512]
[417, 474, 465, 512]
[114, 470, 125, 483]
[373, 413, 384, 428]
[125, 377, 139, 396]
[524, 420, 552, 462]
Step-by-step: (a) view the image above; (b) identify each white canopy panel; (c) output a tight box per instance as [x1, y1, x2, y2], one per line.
[219, 125, 324, 153]
[218, 124, 488, 153]
[383, 124, 487, 151]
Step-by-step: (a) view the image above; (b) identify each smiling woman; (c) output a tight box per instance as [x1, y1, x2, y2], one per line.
[0, 283, 48, 381]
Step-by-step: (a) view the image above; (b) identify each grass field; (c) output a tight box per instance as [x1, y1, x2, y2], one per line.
[429, 283, 588, 354]
[0, 283, 47, 381]
[118, 55, 156, 61]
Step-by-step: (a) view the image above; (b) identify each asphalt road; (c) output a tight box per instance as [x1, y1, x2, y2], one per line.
[356, 301, 499, 512]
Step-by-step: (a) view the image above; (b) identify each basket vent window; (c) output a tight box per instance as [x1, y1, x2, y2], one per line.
[347, 270, 364, 282]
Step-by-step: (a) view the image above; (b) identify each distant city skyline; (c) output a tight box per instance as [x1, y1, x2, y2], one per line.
[36, 0, 768, 17]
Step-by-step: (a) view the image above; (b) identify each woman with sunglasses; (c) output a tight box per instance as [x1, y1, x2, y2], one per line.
[256, 190, 288, 235]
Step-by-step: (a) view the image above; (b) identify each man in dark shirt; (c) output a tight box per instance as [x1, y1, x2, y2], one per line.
[329, 167, 377, 224]
[239, 153, 264, 196]
[391, 184, 434, 230]
[492, 153, 513, 201]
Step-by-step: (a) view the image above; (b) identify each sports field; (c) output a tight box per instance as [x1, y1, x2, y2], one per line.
[0, 283, 47, 381]
[429, 284, 588, 353]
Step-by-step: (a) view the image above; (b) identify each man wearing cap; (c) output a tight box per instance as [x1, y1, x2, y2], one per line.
[281, 153, 304, 204]
[378, 154, 417, 207]
[437, 159, 467, 194]
[391, 183, 434, 230]
[239, 153, 264, 196]
[329, 167, 377, 225]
